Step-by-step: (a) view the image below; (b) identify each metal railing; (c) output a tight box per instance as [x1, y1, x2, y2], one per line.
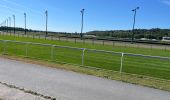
[0, 39, 170, 81]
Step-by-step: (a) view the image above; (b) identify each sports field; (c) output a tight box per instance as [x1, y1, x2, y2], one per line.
[0, 34, 170, 80]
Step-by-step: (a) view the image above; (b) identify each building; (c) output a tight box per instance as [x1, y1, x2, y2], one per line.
[162, 37, 170, 41]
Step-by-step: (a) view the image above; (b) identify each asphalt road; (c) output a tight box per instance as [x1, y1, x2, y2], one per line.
[0, 58, 170, 100]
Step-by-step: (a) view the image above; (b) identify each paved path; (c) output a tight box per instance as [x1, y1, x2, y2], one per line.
[0, 58, 170, 100]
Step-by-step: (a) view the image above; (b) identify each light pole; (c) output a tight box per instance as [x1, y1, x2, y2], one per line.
[131, 7, 139, 43]
[4, 20, 6, 33]
[45, 10, 48, 37]
[6, 19, 8, 33]
[80, 9, 85, 40]
[24, 13, 27, 35]
[9, 17, 11, 34]
[4, 21, 6, 33]
[13, 15, 15, 34]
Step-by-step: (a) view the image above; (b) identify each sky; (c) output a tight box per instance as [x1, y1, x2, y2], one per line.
[0, 0, 170, 33]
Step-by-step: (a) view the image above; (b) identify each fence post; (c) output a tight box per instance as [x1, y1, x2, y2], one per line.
[164, 45, 167, 52]
[51, 36, 53, 40]
[124, 42, 126, 47]
[33, 34, 35, 39]
[66, 37, 68, 41]
[25, 42, 29, 57]
[113, 41, 115, 47]
[51, 45, 55, 61]
[75, 38, 76, 43]
[45, 35, 46, 40]
[14, 33, 15, 38]
[92, 39, 94, 45]
[59, 36, 60, 41]
[83, 39, 85, 44]
[82, 48, 86, 66]
[3, 40, 6, 55]
[120, 53, 124, 74]
[150, 45, 152, 50]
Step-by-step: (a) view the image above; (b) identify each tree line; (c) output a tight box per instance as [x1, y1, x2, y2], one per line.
[86, 28, 170, 40]
[1, 27, 170, 40]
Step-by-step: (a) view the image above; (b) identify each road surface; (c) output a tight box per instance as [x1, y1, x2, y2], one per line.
[0, 58, 170, 100]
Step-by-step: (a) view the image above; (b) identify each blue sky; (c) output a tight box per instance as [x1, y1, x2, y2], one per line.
[0, 0, 170, 32]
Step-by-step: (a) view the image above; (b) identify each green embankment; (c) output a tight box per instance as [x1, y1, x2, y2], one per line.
[0, 34, 170, 80]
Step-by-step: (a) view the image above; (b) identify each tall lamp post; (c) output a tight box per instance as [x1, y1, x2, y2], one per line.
[13, 15, 15, 34]
[131, 7, 139, 43]
[4, 20, 6, 33]
[9, 17, 11, 34]
[80, 9, 85, 40]
[6, 19, 8, 33]
[24, 13, 27, 35]
[4, 21, 6, 33]
[45, 10, 48, 37]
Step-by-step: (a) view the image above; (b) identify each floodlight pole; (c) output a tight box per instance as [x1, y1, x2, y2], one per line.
[80, 9, 85, 40]
[9, 17, 11, 34]
[7, 19, 8, 33]
[13, 15, 15, 34]
[4, 20, 6, 33]
[131, 7, 139, 43]
[4, 21, 6, 32]
[4, 21, 5, 25]
[45, 10, 48, 37]
[24, 13, 27, 35]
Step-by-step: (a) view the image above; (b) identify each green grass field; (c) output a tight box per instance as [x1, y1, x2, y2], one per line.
[0, 34, 170, 80]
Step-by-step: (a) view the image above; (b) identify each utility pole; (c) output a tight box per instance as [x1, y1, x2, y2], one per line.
[131, 7, 140, 43]
[13, 15, 15, 34]
[80, 9, 85, 40]
[24, 13, 27, 35]
[45, 10, 48, 37]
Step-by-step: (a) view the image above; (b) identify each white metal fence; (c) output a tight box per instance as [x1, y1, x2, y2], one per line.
[0, 39, 170, 81]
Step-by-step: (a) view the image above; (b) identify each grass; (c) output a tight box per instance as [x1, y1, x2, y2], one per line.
[0, 34, 170, 80]
[1, 34, 170, 57]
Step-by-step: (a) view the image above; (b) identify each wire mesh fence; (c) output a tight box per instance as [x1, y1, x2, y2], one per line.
[0, 39, 170, 81]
